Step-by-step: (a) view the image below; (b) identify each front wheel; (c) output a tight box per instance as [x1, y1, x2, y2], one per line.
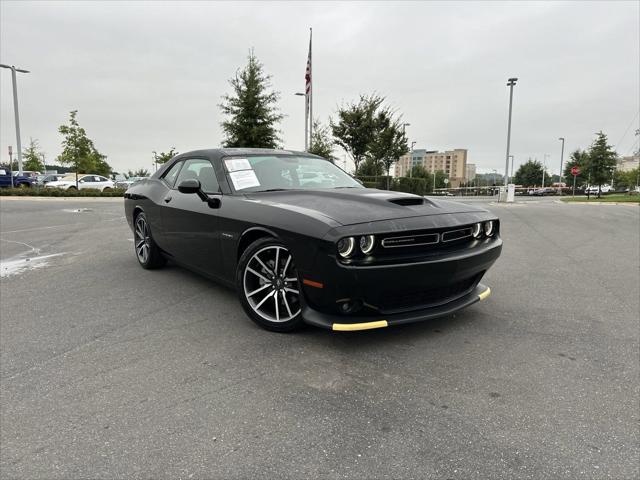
[237, 238, 304, 332]
[134, 212, 166, 269]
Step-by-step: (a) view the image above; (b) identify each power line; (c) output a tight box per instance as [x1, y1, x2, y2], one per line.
[614, 111, 640, 150]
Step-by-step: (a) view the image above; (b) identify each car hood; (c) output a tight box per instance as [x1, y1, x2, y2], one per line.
[244, 188, 487, 226]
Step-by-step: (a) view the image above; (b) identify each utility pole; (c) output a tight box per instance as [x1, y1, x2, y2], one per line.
[504, 77, 518, 186]
[558, 137, 565, 193]
[409, 141, 416, 178]
[0, 64, 30, 175]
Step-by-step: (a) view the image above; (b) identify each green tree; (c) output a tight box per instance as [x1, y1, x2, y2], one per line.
[308, 119, 335, 160]
[409, 166, 447, 192]
[57, 110, 111, 176]
[585, 131, 617, 197]
[22, 138, 45, 172]
[127, 168, 150, 177]
[219, 50, 284, 148]
[331, 94, 384, 174]
[358, 158, 385, 176]
[513, 159, 548, 187]
[563, 149, 589, 188]
[153, 147, 178, 168]
[367, 109, 408, 189]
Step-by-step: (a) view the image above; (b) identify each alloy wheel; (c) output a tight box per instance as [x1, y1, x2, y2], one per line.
[243, 245, 300, 323]
[134, 215, 151, 264]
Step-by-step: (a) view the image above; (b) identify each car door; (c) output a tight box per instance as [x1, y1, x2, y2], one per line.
[160, 157, 223, 277]
[0, 169, 10, 187]
[78, 175, 97, 190]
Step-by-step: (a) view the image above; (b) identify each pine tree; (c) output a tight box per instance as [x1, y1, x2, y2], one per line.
[57, 110, 111, 176]
[22, 138, 45, 172]
[586, 131, 617, 197]
[219, 51, 284, 148]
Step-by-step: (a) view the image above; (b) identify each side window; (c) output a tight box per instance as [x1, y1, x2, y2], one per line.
[98, 176, 108, 182]
[175, 158, 219, 193]
[162, 161, 183, 187]
[0, 169, 6, 175]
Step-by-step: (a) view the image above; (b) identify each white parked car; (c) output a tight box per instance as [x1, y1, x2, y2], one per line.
[585, 184, 613, 194]
[45, 174, 115, 191]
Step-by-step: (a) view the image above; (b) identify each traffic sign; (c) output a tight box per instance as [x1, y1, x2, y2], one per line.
[571, 166, 580, 176]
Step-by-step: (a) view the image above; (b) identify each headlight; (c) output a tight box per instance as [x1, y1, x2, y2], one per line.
[359, 235, 375, 254]
[471, 223, 483, 238]
[484, 221, 495, 237]
[337, 237, 355, 258]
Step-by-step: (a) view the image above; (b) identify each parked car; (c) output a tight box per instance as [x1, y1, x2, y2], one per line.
[115, 176, 147, 190]
[585, 184, 613, 194]
[35, 174, 65, 186]
[125, 148, 502, 332]
[45, 174, 115, 191]
[0, 167, 35, 188]
[531, 187, 557, 196]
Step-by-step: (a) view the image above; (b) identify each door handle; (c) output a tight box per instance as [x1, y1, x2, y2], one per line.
[164, 195, 172, 203]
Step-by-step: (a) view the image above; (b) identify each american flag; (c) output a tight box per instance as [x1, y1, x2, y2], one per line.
[305, 35, 312, 101]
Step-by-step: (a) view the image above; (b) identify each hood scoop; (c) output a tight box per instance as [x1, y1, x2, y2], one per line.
[388, 197, 426, 206]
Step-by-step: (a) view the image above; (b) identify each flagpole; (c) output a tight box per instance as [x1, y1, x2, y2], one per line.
[309, 27, 313, 149]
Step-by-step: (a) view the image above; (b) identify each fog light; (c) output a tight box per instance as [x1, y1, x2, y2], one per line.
[337, 237, 355, 258]
[484, 221, 495, 237]
[471, 223, 483, 238]
[359, 235, 375, 254]
[338, 299, 363, 314]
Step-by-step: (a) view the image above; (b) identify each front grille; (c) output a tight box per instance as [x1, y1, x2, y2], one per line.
[381, 233, 439, 248]
[441, 227, 472, 243]
[378, 274, 481, 314]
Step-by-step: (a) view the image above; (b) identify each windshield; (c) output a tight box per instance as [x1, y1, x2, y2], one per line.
[223, 155, 362, 193]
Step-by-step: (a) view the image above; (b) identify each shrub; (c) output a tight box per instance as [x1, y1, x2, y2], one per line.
[0, 187, 126, 197]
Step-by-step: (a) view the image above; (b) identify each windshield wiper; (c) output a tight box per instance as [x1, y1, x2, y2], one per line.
[334, 186, 360, 189]
[253, 188, 289, 192]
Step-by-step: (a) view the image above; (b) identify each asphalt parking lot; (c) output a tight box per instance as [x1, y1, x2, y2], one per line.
[1, 196, 638, 479]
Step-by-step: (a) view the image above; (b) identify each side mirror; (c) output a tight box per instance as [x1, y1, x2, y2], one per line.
[178, 178, 201, 194]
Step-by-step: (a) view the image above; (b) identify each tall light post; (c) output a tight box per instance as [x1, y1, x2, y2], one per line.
[0, 64, 30, 175]
[504, 77, 518, 187]
[409, 140, 416, 178]
[294, 92, 307, 150]
[558, 137, 565, 192]
[542, 153, 549, 187]
[509, 155, 514, 180]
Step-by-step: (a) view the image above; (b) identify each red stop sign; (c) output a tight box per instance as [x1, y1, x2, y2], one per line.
[571, 166, 580, 176]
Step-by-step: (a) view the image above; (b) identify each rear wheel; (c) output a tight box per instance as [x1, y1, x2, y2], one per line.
[237, 238, 303, 332]
[134, 212, 166, 269]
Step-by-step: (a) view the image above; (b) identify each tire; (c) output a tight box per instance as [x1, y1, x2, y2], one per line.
[103, 187, 112, 192]
[133, 211, 166, 269]
[67, 186, 77, 190]
[236, 237, 304, 332]
[17, 182, 29, 189]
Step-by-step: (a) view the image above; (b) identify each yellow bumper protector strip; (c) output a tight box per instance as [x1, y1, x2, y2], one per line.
[478, 287, 491, 301]
[332, 320, 388, 332]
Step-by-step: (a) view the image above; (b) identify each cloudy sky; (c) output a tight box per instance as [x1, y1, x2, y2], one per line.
[1, 1, 638, 175]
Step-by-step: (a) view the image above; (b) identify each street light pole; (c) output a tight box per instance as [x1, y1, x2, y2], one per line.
[504, 77, 518, 187]
[509, 155, 514, 180]
[542, 153, 549, 187]
[409, 140, 416, 178]
[558, 137, 565, 193]
[0, 64, 30, 176]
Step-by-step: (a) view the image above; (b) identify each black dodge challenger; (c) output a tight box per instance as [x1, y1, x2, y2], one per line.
[124, 148, 502, 332]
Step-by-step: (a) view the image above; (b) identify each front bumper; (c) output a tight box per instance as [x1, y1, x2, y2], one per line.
[302, 283, 491, 331]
